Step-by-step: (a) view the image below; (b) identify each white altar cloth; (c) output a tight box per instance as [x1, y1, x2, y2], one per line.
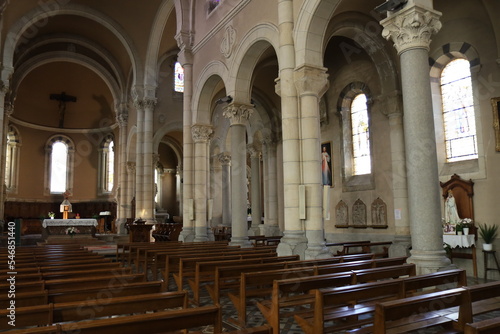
[43, 218, 98, 228]
[443, 234, 475, 248]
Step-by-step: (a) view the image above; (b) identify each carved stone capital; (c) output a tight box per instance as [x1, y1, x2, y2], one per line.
[247, 144, 260, 158]
[375, 90, 403, 117]
[127, 161, 136, 173]
[222, 103, 254, 125]
[116, 110, 128, 127]
[191, 124, 213, 143]
[218, 153, 231, 166]
[381, 5, 442, 54]
[294, 64, 329, 98]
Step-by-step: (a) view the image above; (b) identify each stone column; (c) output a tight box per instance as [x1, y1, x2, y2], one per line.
[142, 97, 157, 223]
[294, 64, 331, 260]
[377, 92, 411, 257]
[192, 124, 213, 242]
[276, 0, 307, 258]
[260, 137, 281, 237]
[126, 162, 136, 220]
[133, 98, 145, 219]
[218, 153, 232, 227]
[223, 103, 253, 248]
[176, 32, 195, 242]
[247, 144, 262, 236]
[115, 106, 129, 234]
[381, 3, 451, 273]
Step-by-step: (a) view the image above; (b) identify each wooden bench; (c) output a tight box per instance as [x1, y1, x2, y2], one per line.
[464, 317, 500, 334]
[257, 261, 416, 333]
[373, 287, 472, 334]
[44, 273, 145, 292]
[0, 290, 48, 308]
[191, 255, 300, 304]
[174, 250, 278, 291]
[58, 305, 223, 334]
[338, 241, 393, 258]
[48, 280, 166, 303]
[293, 268, 465, 334]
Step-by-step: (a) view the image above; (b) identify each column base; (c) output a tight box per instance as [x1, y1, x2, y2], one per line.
[389, 235, 412, 258]
[276, 230, 308, 259]
[407, 249, 455, 275]
[247, 226, 261, 236]
[229, 236, 253, 248]
[178, 227, 195, 242]
[305, 229, 332, 260]
[115, 218, 127, 235]
[193, 226, 210, 242]
[259, 224, 282, 237]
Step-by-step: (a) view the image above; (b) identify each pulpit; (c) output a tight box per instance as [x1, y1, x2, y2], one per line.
[128, 219, 153, 242]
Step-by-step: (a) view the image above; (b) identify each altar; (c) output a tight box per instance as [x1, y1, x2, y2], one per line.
[42, 218, 98, 241]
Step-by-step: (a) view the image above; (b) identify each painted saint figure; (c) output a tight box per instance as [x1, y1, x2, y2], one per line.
[321, 145, 332, 186]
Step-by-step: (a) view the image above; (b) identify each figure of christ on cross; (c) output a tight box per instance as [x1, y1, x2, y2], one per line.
[49, 92, 77, 128]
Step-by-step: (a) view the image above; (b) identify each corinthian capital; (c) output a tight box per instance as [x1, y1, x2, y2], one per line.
[222, 103, 254, 125]
[218, 153, 231, 166]
[191, 124, 213, 143]
[381, 5, 442, 54]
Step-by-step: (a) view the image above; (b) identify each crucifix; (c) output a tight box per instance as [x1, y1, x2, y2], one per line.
[49, 92, 77, 128]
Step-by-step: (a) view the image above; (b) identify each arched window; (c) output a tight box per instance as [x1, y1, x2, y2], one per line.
[440, 58, 478, 162]
[5, 125, 20, 193]
[351, 94, 371, 175]
[46, 136, 74, 195]
[174, 61, 184, 93]
[208, 0, 221, 13]
[99, 136, 115, 194]
[338, 82, 374, 191]
[50, 141, 68, 193]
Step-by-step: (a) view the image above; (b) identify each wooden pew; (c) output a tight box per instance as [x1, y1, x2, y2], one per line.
[292, 268, 465, 334]
[41, 267, 132, 280]
[191, 255, 300, 304]
[58, 305, 222, 334]
[0, 324, 61, 333]
[44, 273, 145, 292]
[464, 317, 500, 334]
[48, 280, 166, 303]
[174, 250, 278, 292]
[0, 290, 48, 308]
[257, 262, 417, 333]
[373, 287, 472, 334]
[338, 241, 393, 258]
[0, 304, 52, 330]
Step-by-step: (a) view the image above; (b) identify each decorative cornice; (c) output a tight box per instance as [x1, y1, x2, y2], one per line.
[222, 103, 254, 125]
[191, 124, 213, 143]
[381, 5, 442, 54]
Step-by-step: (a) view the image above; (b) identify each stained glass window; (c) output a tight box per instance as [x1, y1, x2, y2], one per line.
[351, 94, 371, 175]
[441, 59, 477, 162]
[50, 141, 68, 193]
[208, 0, 220, 13]
[174, 61, 184, 93]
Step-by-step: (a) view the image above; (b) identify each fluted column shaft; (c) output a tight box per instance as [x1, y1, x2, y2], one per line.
[381, 3, 450, 273]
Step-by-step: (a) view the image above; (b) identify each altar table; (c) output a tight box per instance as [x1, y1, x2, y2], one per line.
[42, 219, 98, 240]
[443, 234, 477, 278]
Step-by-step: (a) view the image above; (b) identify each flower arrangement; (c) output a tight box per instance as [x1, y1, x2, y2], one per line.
[48, 212, 55, 218]
[65, 226, 80, 237]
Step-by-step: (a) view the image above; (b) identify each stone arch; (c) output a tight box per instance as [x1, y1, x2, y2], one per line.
[2, 3, 142, 86]
[227, 23, 280, 102]
[153, 120, 184, 163]
[144, 0, 176, 87]
[192, 61, 229, 124]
